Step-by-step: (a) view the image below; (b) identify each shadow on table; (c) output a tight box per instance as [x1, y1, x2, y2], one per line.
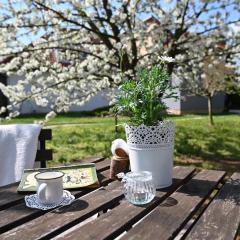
[158, 176, 240, 206]
[160, 197, 178, 207]
[54, 199, 89, 213]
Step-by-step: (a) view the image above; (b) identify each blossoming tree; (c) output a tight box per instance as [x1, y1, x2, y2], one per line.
[0, 0, 239, 119]
[180, 40, 237, 125]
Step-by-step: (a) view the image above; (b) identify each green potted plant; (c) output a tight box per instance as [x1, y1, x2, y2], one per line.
[115, 64, 177, 188]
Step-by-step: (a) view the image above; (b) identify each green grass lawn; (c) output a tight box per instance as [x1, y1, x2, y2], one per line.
[3, 113, 240, 172]
[1, 111, 121, 125]
[173, 115, 240, 172]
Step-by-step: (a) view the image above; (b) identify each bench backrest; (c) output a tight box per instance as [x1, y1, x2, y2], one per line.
[36, 129, 53, 168]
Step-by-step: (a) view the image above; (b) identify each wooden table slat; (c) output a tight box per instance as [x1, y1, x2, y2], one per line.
[120, 169, 226, 240]
[0, 157, 109, 210]
[186, 172, 240, 240]
[1, 158, 239, 240]
[0, 180, 124, 240]
[54, 166, 195, 240]
[0, 169, 111, 234]
[72, 156, 105, 164]
[91, 158, 110, 172]
[0, 184, 20, 210]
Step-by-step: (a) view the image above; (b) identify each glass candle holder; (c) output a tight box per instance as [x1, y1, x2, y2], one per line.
[122, 171, 156, 205]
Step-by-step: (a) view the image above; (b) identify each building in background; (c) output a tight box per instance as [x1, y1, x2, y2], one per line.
[1, 71, 229, 115]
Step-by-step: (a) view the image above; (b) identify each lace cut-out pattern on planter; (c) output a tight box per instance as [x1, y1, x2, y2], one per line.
[125, 121, 175, 147]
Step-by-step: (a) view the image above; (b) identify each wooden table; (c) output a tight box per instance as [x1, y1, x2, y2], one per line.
[0, 157, 239, 240]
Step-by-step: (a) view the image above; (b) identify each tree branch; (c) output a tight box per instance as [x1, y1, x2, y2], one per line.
[196, 19, 240, 36]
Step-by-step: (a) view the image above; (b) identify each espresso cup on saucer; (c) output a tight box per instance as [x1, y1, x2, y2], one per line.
[35, 171, 64, 205]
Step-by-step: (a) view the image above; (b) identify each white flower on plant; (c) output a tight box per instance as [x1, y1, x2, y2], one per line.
[104, 64, 111, 71]
[201, 73, 206, 79]
[119, 13, 127, 21]
[115, 42, 122, 50]
[208, 64, 213, 69]
[225, 63, 233, 68]
[7, 105, 13, 111]
[34, 120, 44, 125]
[164, 0, 172, 3]
[36, 98, 49, 107]
[175, 55, 185, 61]
[0, 106, 6, 113]
[9, 111, 19, 118]
[173, 9, 181, 17]
[45, 111, 57, 121]
[159, 56, 175, 63]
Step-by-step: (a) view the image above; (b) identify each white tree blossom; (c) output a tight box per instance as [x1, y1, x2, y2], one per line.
[0, 0, 239, 116]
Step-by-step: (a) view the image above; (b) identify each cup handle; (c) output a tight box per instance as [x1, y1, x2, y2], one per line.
[37, 183, 47, 202]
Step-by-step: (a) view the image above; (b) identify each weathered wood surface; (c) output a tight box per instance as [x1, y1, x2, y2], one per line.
[36, 129, 53, 167]
[120, 170, 226, 240]
[0, 171, 111, 235]
[0, 157, 106, 211]
[73, 156, 105, 164]
[186, 172, 240, 240]
[0, 160, 239, 240]
[38, 129, 52, 140]
[35, 149, 53, 162]
[0, 158, 111, 234]
[0, 180, 124, 240]
[0, 183, 23, 211]
[55, 166, 195, 240]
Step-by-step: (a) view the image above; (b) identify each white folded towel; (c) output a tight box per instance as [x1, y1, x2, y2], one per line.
[0, 124, 42, 187]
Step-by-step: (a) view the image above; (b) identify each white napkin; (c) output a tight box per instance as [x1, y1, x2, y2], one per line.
[0, 124, 42, 187]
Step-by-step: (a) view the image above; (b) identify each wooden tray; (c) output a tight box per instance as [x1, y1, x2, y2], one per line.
[17, 163, 99, 192]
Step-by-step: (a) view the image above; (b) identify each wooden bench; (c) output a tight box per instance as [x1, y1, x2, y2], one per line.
[35, 129, 53, 168]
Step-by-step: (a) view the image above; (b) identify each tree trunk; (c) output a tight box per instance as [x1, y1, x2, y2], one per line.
[207, 95, 214, 126]
[115, 113, 118, 134]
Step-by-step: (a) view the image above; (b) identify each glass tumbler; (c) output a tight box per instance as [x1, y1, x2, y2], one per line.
[122, 171, 156, 205]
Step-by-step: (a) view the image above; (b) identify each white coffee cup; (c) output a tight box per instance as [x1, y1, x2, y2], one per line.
[35, 171, 64, 205]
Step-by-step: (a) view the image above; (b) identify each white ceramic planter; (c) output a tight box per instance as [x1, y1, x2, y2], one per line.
[125, 121, 175, 189]
[128, 144, 173, 188]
